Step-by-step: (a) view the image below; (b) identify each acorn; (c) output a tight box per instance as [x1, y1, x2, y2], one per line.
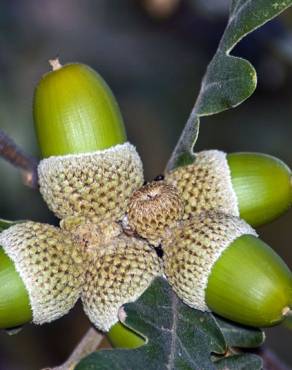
[126, 181, 184, 246]
[165, 150, 292, 227]
[0, 247, 31, 329]
[0, 222, 83, 329]
[163, 212, 292, 327]
[35, 59, 144, 222]
[81, 232, 162, 332]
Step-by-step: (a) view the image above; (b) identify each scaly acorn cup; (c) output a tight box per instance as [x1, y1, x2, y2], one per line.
[0, 222, 83, 328]
[60, 217, 147, 346]
[34, 60, 144, 222]
[163, 212, 292, 327]
[79, 221, 162, 332]
[165, 150, 292, 227]
[126, 181, 184, 246]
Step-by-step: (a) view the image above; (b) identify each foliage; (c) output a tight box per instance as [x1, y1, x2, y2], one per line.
[0, 218, 19, 231]
[166, 0, 292, 171]
[77, 278, 264, 370]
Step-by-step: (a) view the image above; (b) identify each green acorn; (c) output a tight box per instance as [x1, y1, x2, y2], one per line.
[0, 222, 83, 329]
[0, 247, 31, 329]
[228, 152, 292, 226]
[33, 59, 149, 345]
[34, 59, 126, 157]
[35, 59, 144, 222]
[163, 212, 292, 327]
[165, 150, 292, 227]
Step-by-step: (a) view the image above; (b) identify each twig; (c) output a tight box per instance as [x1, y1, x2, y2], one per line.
[165, 107, 199, 172]
[42, 327, 104, 370]
[0, 129, 39, 189]
[257, 347, 291, 370]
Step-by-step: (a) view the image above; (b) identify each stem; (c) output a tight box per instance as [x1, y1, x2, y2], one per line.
[257, 347, 292, 370]
[282, 307, 291, 317]
[43, 323, 142, 369]
[165, 109, 199, 172]
[49, 58, 62, 71]
[0, 130, 39, 189]
[43, 327, 103, 370]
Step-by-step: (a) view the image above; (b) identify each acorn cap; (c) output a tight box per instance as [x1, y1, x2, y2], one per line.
[227, 152, 292, 227]
[163, 212, 292, 327]
[165, 150, 292, 227]
[38, 142, 144, 221]
[163, 212, 256, 312]
[34, 61, 126, 158]
[35, 61, 144, 222]
[60, 216, 122, 247]
[81, 234, 162, 332]
[126, 181, 184, 246]
[164, 150, 239, 220]
[0, 222, 83, 325]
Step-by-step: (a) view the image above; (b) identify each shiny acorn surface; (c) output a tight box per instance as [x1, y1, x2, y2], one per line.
[0, 248, 32, 329]
[108, 323, 144, 348]
[206, 235, 292, 327]
[33, 60, 126, 157]
[228, 152, 292, 227]
[162, 212, 292, 328]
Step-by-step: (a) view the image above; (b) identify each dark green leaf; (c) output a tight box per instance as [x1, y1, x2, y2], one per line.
[166, 0, 292, 171]
[215, 354, 262, 370]
[214, 317, 265, 348]
[77, 278, 263, 370]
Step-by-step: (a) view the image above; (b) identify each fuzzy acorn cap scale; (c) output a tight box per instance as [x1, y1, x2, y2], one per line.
[163, 212, 257, 311]
[164, 150, 239, 219]
[0, 222, 83, 324]
[126, 181, 184, 246]
[38, 142, 144, 221]
[60, 216, 122, 248]
[165, 150, 292, 228]
[81, 234, 162, 332]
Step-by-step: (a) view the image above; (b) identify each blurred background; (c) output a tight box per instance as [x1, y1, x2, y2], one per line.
[1, 0, 292, 368]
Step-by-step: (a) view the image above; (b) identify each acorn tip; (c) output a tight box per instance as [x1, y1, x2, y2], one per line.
[282, 306, 291, 317]
[48, 58, 62, 71]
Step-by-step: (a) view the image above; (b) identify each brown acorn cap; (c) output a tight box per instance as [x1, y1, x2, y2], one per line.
[164, 150, 239, 219]
[0, 222, 83, 324]
[126, 181, 184, 246]
[162, 212, 257, 311]
[81, 234, 162, 331]
[38, 142, 144, 221]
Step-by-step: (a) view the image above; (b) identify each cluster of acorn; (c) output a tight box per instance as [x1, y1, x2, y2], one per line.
[0, 61, 291, 343]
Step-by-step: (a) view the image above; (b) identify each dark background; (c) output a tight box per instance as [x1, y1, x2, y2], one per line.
[0, 0, 292, 368]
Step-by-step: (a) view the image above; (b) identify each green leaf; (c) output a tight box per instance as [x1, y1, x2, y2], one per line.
[215, 354, 263, 370]
[77, 278, 263, 370]
[0, 218, 18, 232]
[166, 0, 292, 171]
[214, 317, 265, 348]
